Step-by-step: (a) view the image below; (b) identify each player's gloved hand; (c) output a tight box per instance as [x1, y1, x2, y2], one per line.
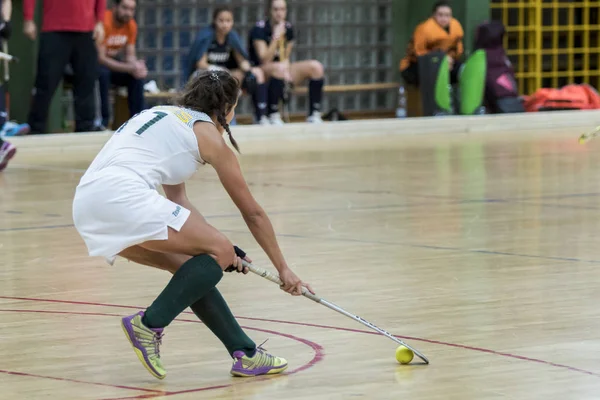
[226, 245, 251, 274]
[242, 70, 258, 95]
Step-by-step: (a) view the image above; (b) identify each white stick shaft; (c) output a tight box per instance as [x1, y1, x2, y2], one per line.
[245, 262, 322, 302]
[318, 298, 429, 363]
[242, 261, 429, 364]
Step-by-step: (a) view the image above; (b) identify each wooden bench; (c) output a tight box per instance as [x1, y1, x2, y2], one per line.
[292, 82, 399, 95]
[112, 82, 400, 129]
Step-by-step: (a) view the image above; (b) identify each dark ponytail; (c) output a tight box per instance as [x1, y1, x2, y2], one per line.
[215, 102, 239, 153]
[174, 70, 241, 152]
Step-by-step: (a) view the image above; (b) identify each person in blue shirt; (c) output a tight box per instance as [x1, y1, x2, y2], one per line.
[249, 0, 324, 124]
[186, 6, 268, 124]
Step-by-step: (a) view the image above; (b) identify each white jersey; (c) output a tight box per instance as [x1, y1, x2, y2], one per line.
[73, 105, 215, 264]
[81, 105, 214, 189]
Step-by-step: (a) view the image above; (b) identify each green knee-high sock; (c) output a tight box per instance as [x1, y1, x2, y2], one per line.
[142, 254, 223, 329]
[190, 288, 256, 358]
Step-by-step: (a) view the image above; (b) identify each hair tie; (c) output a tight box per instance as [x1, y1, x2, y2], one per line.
[210, 73, 220, 82]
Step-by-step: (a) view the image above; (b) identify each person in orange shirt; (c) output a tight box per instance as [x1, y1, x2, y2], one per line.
[399, 1, 486, 116]
[400, 1, 464, 86]
[97, 0, 146, 128]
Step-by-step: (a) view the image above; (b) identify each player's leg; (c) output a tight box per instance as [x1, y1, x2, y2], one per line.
[119, 245, 190, 272]
[259, 62, 287, 124]
[120, 245, 258, 356]
[119, 244, 287, 378]
[290, 59, 325, 122]
[115, 209, 229, 379]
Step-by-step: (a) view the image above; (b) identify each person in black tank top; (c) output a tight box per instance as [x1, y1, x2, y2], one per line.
[249, 0, 325, 124]
[189, 6, 269, 124]
[206, 38, 239, 71]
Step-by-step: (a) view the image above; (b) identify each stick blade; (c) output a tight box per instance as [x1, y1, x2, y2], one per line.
[579, 126, 600, 144]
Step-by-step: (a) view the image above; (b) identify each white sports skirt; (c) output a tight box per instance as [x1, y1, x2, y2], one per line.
[72, 167, 191, 265]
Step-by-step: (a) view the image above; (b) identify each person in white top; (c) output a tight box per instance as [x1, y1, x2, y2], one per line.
[72, 70, 313, 380]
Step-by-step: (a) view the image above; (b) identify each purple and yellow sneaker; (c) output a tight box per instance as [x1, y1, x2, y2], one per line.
[0, 140, 16, 171]
[121, 311, 166, 379]
[230, 342, 288, 377]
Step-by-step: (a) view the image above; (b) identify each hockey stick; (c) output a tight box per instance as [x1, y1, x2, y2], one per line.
[578, 125, 600, 144]
[242, 260, 430, 364]
[0, 49, 17, 63]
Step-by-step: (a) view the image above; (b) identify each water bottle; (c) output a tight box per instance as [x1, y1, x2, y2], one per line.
[396, 86, 407, 118]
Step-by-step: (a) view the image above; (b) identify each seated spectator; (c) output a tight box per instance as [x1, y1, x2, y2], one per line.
[185, 6, 268, 125]
[399, 1, 486, 116]
[400, 1, 464, 86]
[98, 0, 146, 129]
[249, 0, 325, 125]
[474, 20, 524, 114]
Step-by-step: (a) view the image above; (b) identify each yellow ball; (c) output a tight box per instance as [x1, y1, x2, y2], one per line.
[395, 345, 414, 364]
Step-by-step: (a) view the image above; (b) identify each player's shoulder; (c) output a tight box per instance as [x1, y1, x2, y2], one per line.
[155, 105, 214, 129]
[192, 118, 228, 164]
[255, 20, 267, 29]
[285, 21, 293, 29]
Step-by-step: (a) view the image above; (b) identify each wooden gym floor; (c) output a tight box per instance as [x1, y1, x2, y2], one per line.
[1, 116, 599, 399]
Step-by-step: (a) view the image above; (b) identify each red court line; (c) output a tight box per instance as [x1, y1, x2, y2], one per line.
[239, 316, 600, 378]
[115, 321, 325, 400]
[98, 384, 232, 400]
[0, 309, 324, 400]
[158, 385, 238, 398]
[0, 309, 125, 318]
[0, 368, 165, 394]
[0, 296, 141, 310]
[0, 309, 166, 395]
[1, 296, 598, 380]
[174, 317, 324, 375]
